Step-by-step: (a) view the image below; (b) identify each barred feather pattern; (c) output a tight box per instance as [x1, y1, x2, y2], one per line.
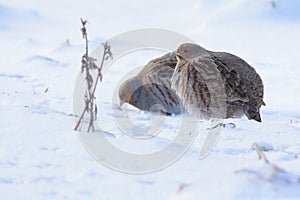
[171, 55, 227, 120]
[210, 52, 265, 121]
[119, 43, 265, 122]
[119, 53, 182, 115]
[171, 43, 265, 122]
[143, 63, 181, 114]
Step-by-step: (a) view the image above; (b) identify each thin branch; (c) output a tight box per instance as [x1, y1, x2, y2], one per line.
[81, 18, 88, 56]
[253, 143, 270, 164]
[74, 107, 87, 131]
[74, 19, 112, 132]
[91, 42, 112, 96]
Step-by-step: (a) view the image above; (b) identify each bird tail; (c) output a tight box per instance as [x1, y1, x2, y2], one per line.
[245, 110, 262, 122]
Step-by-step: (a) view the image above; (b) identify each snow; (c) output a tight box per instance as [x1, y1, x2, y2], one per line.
[1, 0, 300, 199]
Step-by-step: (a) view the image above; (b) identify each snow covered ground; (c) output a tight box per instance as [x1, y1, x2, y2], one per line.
[1, 0, 300, 199]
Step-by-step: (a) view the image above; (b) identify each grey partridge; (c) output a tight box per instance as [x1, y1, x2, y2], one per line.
[119, 53, 182, 115]
[171, 43, 265, 122]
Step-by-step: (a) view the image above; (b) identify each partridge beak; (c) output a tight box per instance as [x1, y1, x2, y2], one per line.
[172, 51, 181, 61]
[119, 100, 126, 107]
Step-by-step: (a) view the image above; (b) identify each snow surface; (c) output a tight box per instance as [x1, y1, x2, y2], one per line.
[1, 0, 300, 199]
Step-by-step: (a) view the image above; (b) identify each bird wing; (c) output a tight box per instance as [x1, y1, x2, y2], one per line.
[186, 55, 249, 114]
[211, 52, 265, 111]
[209, 56, 249, 103]
[139, 53, 181, 114]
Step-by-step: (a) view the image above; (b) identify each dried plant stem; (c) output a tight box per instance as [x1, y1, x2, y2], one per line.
[91, 45, 106, 99]
[74, 19, 94, 132]
[74, 19, 112, 132]
[74, 107, 86, 131]
[253, 143, 270, 164]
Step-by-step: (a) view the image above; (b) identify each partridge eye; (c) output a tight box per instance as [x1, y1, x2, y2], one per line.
[184, 50, 188, 53]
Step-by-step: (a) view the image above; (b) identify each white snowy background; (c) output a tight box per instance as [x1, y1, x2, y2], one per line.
[1, 0, 300, 199]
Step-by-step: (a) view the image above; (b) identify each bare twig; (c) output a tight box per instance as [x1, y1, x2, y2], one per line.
[74, 19, 112, 132]
[74, 106, 86, 131]
[81, 18, 88, 55]
[253, 143, 270, 164]
[78, 18, 94, 132]
[91, 42, 112, 96]
[176, 183, 188, 193]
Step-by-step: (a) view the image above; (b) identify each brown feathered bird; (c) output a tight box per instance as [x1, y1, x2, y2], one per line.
[171, 43, 265, 122]
[119, 53, 182, 115]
